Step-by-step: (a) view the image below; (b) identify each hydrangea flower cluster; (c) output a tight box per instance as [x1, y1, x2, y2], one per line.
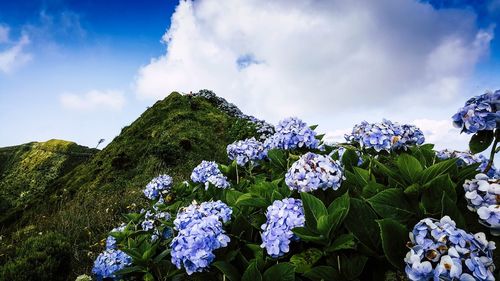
[264, 117, 319, 150]
[192, 90, 275, 140]
[452, 90, 500, 134]
[105, 223, 126, 250]
[226, 137, 267, 166]
[285, 152, 345, 192]
[436, 149, 498, 178]
[171, 201, 232, 275]
[345, 120, 424, 152]
[463, 173, 500, 233]
[260, 198, 305, 258]
[405, 216, 496, 281]
[463, 174, 499, 211]
[143, 174, 173, 200]
[92, 249, 132, 281]
[191, 161, 230, 189]
[139, 200, 172, 241]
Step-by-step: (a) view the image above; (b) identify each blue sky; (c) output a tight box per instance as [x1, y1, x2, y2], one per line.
[1, 0, 499, 152]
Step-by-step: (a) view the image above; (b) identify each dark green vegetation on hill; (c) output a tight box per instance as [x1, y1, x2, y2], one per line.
[0, 92, 259, 280]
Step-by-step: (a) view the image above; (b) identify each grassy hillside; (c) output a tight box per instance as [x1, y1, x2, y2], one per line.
[0, 91, 260, 280]
[0, 140, 97, 227]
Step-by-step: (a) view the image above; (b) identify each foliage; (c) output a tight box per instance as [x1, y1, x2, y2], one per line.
[0, 232, 71, 281]
[93, 111, 499, 280]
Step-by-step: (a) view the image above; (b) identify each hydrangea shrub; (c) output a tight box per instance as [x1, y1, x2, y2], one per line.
[87, 91, 500, 281]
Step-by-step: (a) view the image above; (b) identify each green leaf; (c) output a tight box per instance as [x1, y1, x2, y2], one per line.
[153, 249, 171, 263]
[397, 153, 423, 183]
[263, 262, 296, 281]
[236, 193, 269, 208]
[268, 149, 287, 170]
[242, 261, 262, 281]
[213, 261, 242, 281]
[226, 189, 245, 206]
[292, 227, 325, 243]
[419, 159, 457, 185]
[326, 233, 357, 252]
[422, 174, 457, 215]
[367, 189, 414, 224]
[342, 149, 360, 171]
[300, 192, 327, 231]
[361, 181, 387, 198]
[309, 124, 319, 130]
[469, 130, 494, 154]
[322, 192, 350, 235]
[303, 266, 341, 281]
[344, 198, 380, 253]
[377, 219, 408, 270]
[403, 183, 421, 197]
[340, 253, 368, 280]
[114, 265, 146, 275]
[143, 272, 155, 281]
[441, 193, 466, 228]
[290, 248, 323, 273]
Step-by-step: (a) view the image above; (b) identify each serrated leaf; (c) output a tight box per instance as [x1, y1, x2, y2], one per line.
[300, 192, 327, 231]
[367, 189, 414, 224]
[242, 261, 262, 281]
[419, 159, 457, 185]
[263, 263, 296, 281]
[303, 266, 341, 281]
[377, 219, 408, 270]
[236, 193, 269, 208]
[290, 248, 323, 273]
[292, 227, 325, 243]
[344, 198, 380, 253]
[326, 233, 357, 252]
[213, 261, 241, 281]
[397, 153, 423, 183]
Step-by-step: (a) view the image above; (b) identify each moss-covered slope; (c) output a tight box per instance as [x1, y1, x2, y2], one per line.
[0, 92, 258, 280]
[0, 139, 97, 226]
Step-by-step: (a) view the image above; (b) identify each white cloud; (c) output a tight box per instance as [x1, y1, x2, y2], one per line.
[60, 90, 126, 111]
[0, 25, 32, 74]
[134, 0, 493, 150]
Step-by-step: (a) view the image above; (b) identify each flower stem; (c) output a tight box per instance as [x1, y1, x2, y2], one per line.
[236, 165, 239, 185]
[483, 130, 499, 174]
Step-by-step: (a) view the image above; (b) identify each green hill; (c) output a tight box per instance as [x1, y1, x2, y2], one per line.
[0, 91, 261, 280]
[0, 139, 97, 226]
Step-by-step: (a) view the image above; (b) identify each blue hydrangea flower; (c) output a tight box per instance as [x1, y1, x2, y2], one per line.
[437, 149, 498, 178]
[285, 152, 344, 192]
[171, 201, 232, 275]
[405, 216, 496, 281]
[191, 161, 230, 189]
[227, 137, 267, 166]
[463, 174, 499, 211]
[92, 249, 131, 281]
[477, 205, 500, 228]
[105, 224, 126, 250]
[452, 90, 500, 134]
[345, 120, 424, 152]
[264, 117, 319, 150]
[260, 198, 305, 258]
[143, 174, 173, 200]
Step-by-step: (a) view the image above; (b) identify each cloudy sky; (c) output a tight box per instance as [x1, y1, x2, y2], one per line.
[1, 0, 499, 152]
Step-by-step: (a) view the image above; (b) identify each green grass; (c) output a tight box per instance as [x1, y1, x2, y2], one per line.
[0, 92, 258, 279]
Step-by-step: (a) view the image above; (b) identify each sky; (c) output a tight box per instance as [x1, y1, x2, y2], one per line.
[1, 0, 499, 154]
